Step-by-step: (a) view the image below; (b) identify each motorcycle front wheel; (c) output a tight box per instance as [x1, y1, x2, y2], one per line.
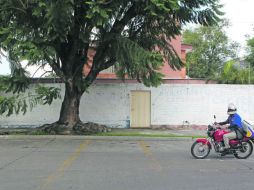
[191, 141, 210, 159]
[234, 141, 253, 159]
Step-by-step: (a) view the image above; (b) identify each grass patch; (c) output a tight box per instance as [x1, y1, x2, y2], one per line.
[28, 130, 49, 135]
[96, 132, 205, 138]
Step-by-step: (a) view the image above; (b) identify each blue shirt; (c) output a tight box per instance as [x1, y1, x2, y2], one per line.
[219, 113, 243, 130]
[228, 113, 243, 129]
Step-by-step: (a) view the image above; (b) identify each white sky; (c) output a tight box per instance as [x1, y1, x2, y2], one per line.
[1, 0, 254, 76]
[220, 0, 254, 51]
[0, 56, 10, 75]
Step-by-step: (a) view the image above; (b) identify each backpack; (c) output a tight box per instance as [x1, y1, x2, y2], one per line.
[242, 120, 254, 137]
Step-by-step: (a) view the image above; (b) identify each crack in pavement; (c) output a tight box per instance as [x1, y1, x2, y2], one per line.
[0, 138, 56, 171]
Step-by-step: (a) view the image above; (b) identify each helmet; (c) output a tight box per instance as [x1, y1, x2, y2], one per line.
[227, 103, 237, 115]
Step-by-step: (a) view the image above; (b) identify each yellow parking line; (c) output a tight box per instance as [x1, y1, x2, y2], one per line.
[38, 140, 91, 190]
[138, 141, 162, 172]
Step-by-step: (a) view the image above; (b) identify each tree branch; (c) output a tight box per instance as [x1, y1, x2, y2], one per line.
[0, 7, 26, 13]
[95, 3, 140, 69]
[31, 64, 45, 78]
[82, 67, 99, 92]
[99, 58, 116, 71]
[43, 53, 65, 80]
[110, 3, 138, 35]
[38, 71, 52, 78]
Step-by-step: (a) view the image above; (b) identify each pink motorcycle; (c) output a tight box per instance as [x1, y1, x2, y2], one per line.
[191, 124, 253, 159]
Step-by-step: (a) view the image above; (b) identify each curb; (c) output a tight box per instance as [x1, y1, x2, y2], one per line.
[0, 135, 197, 141]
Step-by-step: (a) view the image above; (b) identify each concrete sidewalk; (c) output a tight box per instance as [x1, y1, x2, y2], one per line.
[0, 127, 207, 137]
[108, 128, 206, 136]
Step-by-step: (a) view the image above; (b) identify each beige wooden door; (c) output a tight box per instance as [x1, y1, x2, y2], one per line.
[131, 91, 151, 128]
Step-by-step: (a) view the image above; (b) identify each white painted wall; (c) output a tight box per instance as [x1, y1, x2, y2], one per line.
[1, 83, 254, 128]
[151, 84, 254, 126]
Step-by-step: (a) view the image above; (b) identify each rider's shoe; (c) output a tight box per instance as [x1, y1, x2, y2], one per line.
[221, 151, 227, 156]
[224, 147, 230, 150]
[220, 147, 230, 156]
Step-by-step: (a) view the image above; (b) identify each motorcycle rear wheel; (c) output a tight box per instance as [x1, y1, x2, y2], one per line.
[191, 141, 210, 159]
[233, 141, 253, 159]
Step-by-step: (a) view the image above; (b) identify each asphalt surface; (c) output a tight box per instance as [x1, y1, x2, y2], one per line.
[0, 136, 254, 190]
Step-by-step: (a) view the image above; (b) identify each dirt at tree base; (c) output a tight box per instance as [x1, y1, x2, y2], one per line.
[38, 122, 110, 135]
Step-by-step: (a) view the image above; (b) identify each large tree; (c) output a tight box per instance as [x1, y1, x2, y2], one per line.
[183, 21, 240, 79]
[0, 0, 222, 134]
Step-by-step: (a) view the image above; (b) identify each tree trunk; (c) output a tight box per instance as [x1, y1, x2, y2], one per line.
[38, 78, 108, 135]
[58, 79, 82, 127]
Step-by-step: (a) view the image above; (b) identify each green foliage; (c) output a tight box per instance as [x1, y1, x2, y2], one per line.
[115, 38, 164, 87]
[4, 69, 30, 94]
[183, 21, 240, 79]
[0, 84, 61, 117]
[218, 60, 254, 84]
[35, 85, 61, 105]
[0, 76, 8, 92]
[184, 27, 254, 84]
[85, 0, 112, 26]
[0, 96, 27, 116]
[246, 37, 254, 67]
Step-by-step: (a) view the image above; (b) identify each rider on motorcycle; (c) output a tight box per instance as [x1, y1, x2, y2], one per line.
[215, 103, 245, 151]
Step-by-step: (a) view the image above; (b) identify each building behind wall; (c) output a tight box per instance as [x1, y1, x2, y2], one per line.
[84, 36, 192, 79]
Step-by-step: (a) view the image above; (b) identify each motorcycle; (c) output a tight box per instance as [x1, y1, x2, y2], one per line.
[191, 118, 254, 159]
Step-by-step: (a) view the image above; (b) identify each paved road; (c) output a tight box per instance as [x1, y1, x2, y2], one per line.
[0, 136, 254, 190]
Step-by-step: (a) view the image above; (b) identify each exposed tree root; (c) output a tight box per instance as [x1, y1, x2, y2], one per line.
[38, 121, 110, 135]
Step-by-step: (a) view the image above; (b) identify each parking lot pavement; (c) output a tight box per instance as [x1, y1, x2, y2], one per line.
[0, 136, 254, 190]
